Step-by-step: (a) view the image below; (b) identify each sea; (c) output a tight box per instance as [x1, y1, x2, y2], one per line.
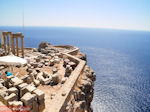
[1, 26, 150, 112]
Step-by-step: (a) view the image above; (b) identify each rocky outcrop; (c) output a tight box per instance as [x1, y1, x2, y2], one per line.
[38, 42, 59, 54]
[65, 65, 96, 112]
[77, 52, 86, 61]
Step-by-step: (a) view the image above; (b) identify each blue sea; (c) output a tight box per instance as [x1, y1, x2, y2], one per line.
[1, 26, 150, 112]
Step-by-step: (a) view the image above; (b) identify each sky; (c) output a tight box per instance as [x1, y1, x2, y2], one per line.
[0, 0, 150, 31]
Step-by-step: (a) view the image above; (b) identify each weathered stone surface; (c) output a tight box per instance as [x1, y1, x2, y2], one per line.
[51, 73, 60, 84]
[68, 61, 76, 69]
[33, 100, 39, 112]
[4, 93, 18, 105]
[65, 65, 73, 77]
[20, 74, 29, 82]
[0, 91, 8, 103]
[73, 101, 86, 112]
[77, 52, 86, 61]
[10, 77, 23, 86]
[38, 63, 43, 68]
[61, 77, 67, 84]
[33, 48, 38, 52]
[33, 62, 38, 68]
[8, 101, 23, 106]
[18, 83, 28, 90]
[0, 79, 5, 86]
[64, 59, 70, 67]
[52, 68, 58, 74]
[8, 87, 18, 95]
[42, 78, 51, 85]
[39, 103, 45, 112]
[20, 87, 27, 97]
[25, 85, 36, 93]
[32, 89, 45, 101]
[33, 79, 40, 87]
[38, 42, 51, 52]
[21, 92, 37, 106]
[26, 76, 32, 84]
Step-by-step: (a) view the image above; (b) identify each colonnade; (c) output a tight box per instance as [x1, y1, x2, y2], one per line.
[1, 31, 24, 57]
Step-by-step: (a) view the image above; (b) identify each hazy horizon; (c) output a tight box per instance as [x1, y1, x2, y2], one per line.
[1, 0, 150, 31]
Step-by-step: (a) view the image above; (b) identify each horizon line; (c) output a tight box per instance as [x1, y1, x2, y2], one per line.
[0, 25, 150, 32]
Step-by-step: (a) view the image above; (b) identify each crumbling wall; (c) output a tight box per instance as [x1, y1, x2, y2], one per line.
[64, 65, 96, 112]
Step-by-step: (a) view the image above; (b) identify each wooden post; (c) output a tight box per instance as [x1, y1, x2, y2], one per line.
[16, 37, 19, 56]
[7, 33, 10, 54]
[21, 35, 24, 57]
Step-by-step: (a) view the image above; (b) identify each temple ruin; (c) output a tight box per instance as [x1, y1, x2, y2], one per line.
[0, 31, 24, 57]
[0, 32, 96, 112]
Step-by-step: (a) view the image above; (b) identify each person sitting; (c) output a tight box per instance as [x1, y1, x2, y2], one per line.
[5, 71, 13, 76]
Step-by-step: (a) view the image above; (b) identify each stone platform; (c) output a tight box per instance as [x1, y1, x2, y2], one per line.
[0, 42, 96, 112]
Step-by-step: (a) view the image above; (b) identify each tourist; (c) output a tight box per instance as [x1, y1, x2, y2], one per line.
[5, 71, 13, 76]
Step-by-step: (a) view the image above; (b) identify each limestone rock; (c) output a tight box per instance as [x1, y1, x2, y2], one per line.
[51, 73, 60, 84]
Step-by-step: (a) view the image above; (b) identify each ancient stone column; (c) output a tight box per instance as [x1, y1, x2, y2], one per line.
[7, 33, 10, 54]
[21, 35, 24, 57]
[16, 37, 19, 56]
[1, 32, 4, 48]
[10, 32, 13, 53]
[12, 35, 15, 55]
[3, 34, 6, 55]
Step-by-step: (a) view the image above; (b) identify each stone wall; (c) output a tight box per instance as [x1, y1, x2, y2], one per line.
[64, 65, 96, 112]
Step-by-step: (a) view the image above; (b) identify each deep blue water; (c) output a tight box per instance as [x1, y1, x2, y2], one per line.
[1, 26, 150, 112]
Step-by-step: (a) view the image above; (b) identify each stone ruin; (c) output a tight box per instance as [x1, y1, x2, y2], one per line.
[0, 41, 96, 112]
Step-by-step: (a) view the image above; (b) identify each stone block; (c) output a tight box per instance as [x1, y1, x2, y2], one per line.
[33, 79, 40, 87]
[20, 87, 28, 98]
[0, 79, 5, 86]
[27, 77, 32, 84]
[52, 68, 58, 74]
[4, 93, 18, 105]
[0, 91, 8, 103]
[39, 103, 45, 112]
[51, 73, 60, 84]
[54, 58, 60, 64]
[32, 89, 45, 101]
[20, 74, 29, 82]
[21, 92, 37, 106]
[33, 101, 39, 112]
[18, 83, 28, 90]
[8, 87, 18, 95]
[61, 77, 67, 84]
[25, 85, 36, 93]
[42, 78, 51, 85]
[10, 77, 23, 86]
[8, 101, 23, 106]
